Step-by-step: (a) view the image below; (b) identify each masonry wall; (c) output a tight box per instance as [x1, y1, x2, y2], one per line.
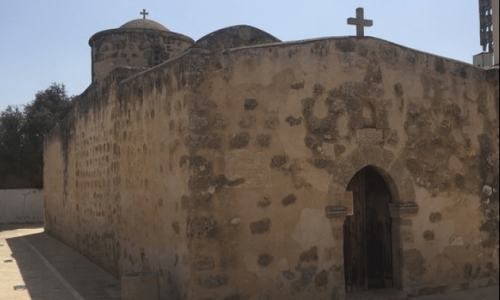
[182, 38, 499, 299]
[44, 58, 199, 299]
[44, 37, 499, 300]
[89, 29, 194, 82]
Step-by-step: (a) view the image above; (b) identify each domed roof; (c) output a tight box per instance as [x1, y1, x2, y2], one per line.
[120, 19, 169, 32]
[192, 25, 281, 50]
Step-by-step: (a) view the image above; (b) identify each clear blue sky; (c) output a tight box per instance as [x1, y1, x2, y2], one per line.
[0, 0, 482, 112]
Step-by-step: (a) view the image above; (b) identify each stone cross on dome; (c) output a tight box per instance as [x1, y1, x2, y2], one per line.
[347, 7, 373, 37]
[140, 9, 149, 19]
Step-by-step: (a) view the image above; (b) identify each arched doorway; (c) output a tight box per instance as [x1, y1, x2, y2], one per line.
[344, 166, 394, 293]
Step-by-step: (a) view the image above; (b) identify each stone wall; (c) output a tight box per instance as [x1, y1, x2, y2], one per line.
[182, 37, 499, 299]
[89, 28, 194, 82]
[44, 36, 499, 300]
[44, 60, 196, 298]
[0, 189, 43, 224]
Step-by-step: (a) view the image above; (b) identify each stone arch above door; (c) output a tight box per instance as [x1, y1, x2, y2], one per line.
[325, 146, 419, 295]
[327, 145, 416, 207]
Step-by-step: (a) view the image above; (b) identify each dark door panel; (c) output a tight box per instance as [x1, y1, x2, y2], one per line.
[344, 167, 393, 293]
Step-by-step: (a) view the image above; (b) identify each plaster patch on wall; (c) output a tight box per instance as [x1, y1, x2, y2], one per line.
[292, 208, 334, 250]
[483, 185, 494, 196]
[281, 125, 309, 158]
[434, 221, 457, 253]
[277, 258, 289, 271]
[449, 155, 463, 171]
[450, 235, 465, 247]
[298, 161, 331, 193]
[243, 253, 258, 274]
[226, 151, 271, 188]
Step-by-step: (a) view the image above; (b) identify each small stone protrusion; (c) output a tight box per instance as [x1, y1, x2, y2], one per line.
[256, 134, 272, 148]
[189, 217, 216, 238]
[282, 194, 297, 207]
[198, 275, 228, 289]
[244, 99, 259, 110]
[291, 81, 305, 90]
[270, 154, 289, 169]
[258, 197, 272, 208]
[483, 185, 494, 196]
[230, 218, 241, 226]
[230, 133, 251, 149]
[258, 254, 274, 267]
[423, 230, 435, 241]
[250, 218, 272, 234]
[429, 213, 442, 223]
[300, 247, 318, 262]
[285, 116, 303, 126]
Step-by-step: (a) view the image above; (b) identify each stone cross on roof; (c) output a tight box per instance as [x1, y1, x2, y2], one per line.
[140, 9, 149, 19]
[347, 7, 373, 37]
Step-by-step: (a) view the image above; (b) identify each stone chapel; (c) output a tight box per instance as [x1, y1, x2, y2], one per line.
[44, 10, 499, 300]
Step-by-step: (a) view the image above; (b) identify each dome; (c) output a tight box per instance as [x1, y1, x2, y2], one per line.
[120, 19, 170, 32]
[192, 25, 281, 50]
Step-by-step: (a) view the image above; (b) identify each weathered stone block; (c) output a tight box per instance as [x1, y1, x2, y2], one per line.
[250, 218, 272, 234]
[198, 274, 228, 289]
[281, 194, 297, 206]
[258, 254, 274, 267]
[189, 217, 216, 238]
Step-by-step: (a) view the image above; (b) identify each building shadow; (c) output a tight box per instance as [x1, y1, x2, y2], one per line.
[0, 223, 44, 232]
[5, 227, 120, 300]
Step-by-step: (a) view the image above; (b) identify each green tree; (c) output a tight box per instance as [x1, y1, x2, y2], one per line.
[0, 106, 25, 183]
[0, 83, 73, 188]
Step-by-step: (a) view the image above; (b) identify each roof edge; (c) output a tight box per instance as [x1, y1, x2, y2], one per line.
[223, 35, 479, 68]
[88, 28, 194, 46]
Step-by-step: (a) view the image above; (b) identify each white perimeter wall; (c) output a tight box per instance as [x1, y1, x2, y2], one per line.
[0, 189, 43, 224]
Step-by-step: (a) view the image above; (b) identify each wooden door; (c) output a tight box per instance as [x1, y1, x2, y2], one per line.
[344, 167, 393, 293]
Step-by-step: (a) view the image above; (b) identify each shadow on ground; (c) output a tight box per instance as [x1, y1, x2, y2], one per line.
[3, 225, 120, 300]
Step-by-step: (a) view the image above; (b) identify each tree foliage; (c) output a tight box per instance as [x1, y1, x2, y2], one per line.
[0, 83, 73, 188]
